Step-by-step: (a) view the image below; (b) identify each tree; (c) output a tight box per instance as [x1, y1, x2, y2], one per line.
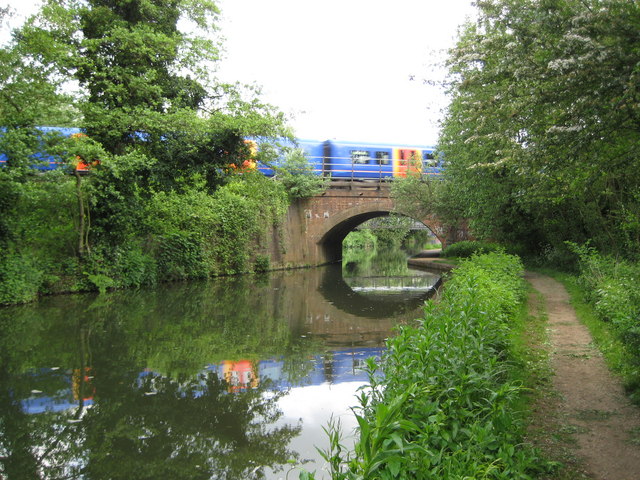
[74, 0, 217, 154]
[0, 10, 79, 131]
[439, 0, 640, 258]
[72, 0, 290, 190]
[11, 0, 290, 189]
[391, 174, 468, 246]
[271, 147, 328, 199]
[0, 0, 293, 303]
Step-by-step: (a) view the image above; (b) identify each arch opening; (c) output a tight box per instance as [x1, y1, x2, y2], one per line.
[319, 211, 391, 263]
[318, 211, 441, 264]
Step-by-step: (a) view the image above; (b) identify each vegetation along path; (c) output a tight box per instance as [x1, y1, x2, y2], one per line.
[527, 273, 640, 480]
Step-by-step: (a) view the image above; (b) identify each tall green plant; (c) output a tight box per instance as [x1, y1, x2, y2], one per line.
[272, 147, 328, 199]
[304, 253, 548, 479]
[0, 0, 294, 304]
[570, 243, 640, 400]
[145, 174, 288, 278]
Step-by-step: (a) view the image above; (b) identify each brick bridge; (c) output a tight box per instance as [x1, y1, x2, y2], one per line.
[271, 183, 468, 268]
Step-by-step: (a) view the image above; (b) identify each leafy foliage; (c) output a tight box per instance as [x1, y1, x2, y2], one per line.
[0, 170, 79, 304]
[390, 175, 463, 230]
[0, 16, 79, 130]
[367, 215, 413, 249]
[305, 253, 549, 479]
[0, 0, 294, 303]
[439, 0, 640, 259]
[343, 230, 378, 250]
[270, 147, 328, 199]
[442, 240, 502, 258]
[144, 173, 288, 278]
[0, 251, 43, 305]
[570, 243, 640, 400]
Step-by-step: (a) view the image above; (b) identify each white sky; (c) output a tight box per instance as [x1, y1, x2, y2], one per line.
[2, 0, 476, 145]
[216, 0, 476, 144]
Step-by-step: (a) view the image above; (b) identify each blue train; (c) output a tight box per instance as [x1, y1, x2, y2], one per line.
[1, 127, 442, 179]
[255, 138, 442, 180]
[0, 126, 96, 172]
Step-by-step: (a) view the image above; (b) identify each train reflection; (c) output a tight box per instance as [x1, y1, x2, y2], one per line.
[20, 348, 382, 413]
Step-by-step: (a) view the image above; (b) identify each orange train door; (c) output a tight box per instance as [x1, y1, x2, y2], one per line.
[393, 149, 423, 177]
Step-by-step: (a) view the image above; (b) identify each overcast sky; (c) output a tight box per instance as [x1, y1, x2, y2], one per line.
[217, 0, 476, 144]
[2, 0, 476, 145]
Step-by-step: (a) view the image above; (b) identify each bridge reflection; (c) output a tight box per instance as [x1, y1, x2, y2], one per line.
[17, 262, 439, 414]
[319, 263, 439, 318]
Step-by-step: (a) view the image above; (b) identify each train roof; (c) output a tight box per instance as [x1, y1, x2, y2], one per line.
[325, 139, 436, 150]
[248, 137, 436, 150]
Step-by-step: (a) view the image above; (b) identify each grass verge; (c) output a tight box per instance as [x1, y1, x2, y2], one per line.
[544, 270, 640, 405]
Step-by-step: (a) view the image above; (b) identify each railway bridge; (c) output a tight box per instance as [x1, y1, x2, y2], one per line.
[271, 182, 469, 267]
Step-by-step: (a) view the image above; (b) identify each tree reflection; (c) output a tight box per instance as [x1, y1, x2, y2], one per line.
[0, 285, 306, 479]
[78, 372, 300, 480]
[343, 247, 413, 278]
[0, 259, 429, 478]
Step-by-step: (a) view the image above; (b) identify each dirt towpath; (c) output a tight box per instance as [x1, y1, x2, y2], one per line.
[527, 273, 640, 480]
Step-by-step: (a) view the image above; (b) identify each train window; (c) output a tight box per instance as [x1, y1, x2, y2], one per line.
[375, 151, 390, 165]
[351, 150, 370, 164]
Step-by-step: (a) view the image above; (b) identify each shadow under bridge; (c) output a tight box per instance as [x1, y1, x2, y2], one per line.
[319, 210, 395, 264]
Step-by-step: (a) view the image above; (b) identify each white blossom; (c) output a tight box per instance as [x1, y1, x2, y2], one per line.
[548, 58, 576, 72]
[546, 125, 584, 134]
[563, 33, 593, 45]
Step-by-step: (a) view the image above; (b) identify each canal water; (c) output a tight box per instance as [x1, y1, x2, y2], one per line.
[0, 249, 439, 479]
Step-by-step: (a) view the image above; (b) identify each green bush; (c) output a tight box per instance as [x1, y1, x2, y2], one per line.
[343, 230, 377, 250]
[87, 152, 156, 245]
[0, 168, 291, 303]
[157, 231, 207, 281]
[110, 243, 158, 288]
[571, 243, 640, 389]
[0, 171, 78, 302]
[253, 255, 270, 273]
[145, 175, 288, 278]
[208, 187, 253, 275]
[272, 147, 327, 198]
[0, 252, 44, 305]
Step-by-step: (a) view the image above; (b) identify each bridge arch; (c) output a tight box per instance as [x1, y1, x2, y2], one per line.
[277, 185, 465, 268]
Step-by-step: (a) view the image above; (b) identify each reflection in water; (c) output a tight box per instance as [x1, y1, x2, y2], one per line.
[323, 266, 439, 319]
[0, 254, 439, 479]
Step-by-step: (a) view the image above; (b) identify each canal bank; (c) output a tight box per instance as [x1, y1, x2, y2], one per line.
[407, 248, 456, 273]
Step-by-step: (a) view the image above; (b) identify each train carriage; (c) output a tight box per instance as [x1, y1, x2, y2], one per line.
[320, 140, 438, 180]
[255, 138, 325, 177]
[0, 126, 83, 170]
[2, 129, 443, 179]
